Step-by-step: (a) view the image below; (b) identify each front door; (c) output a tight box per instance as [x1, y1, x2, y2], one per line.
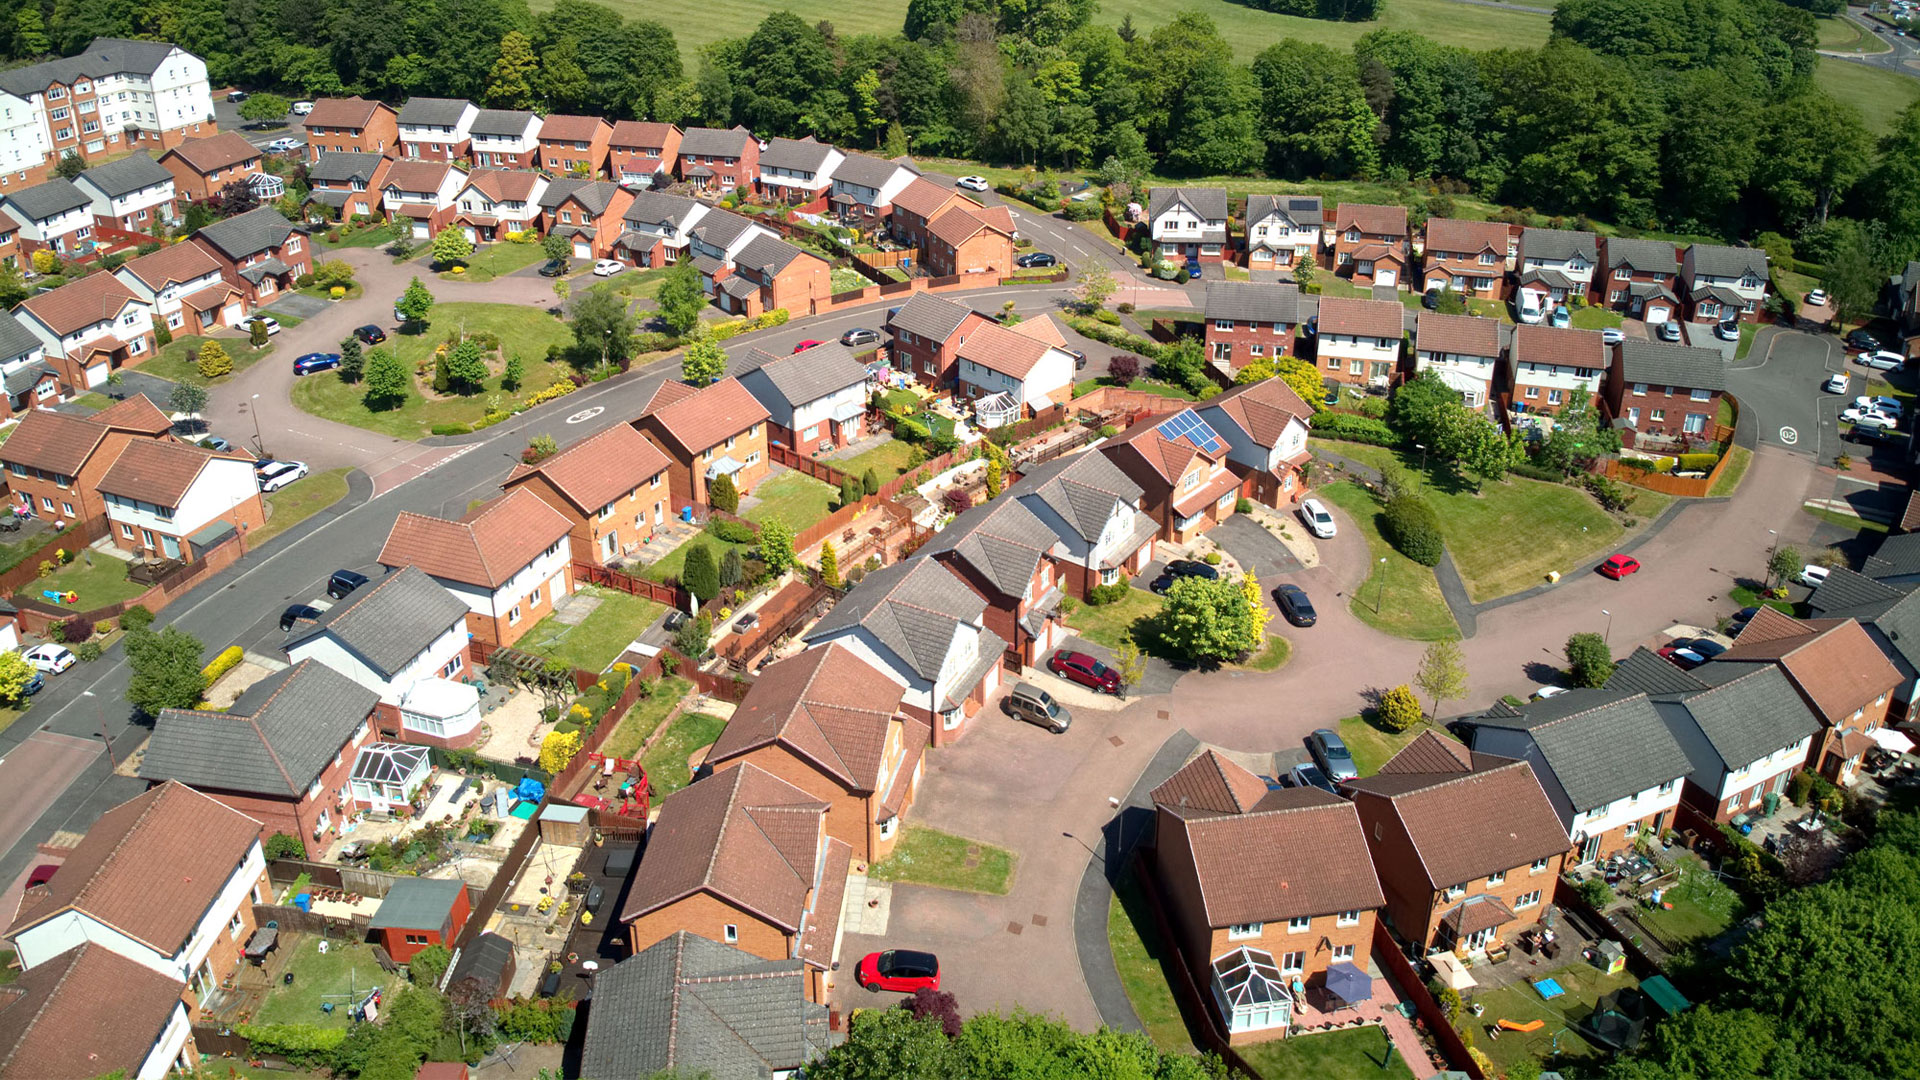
[1581, 833, 1602, 864]
[162, 534, 180, 559]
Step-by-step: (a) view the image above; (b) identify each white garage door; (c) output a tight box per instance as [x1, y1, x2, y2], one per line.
[1376, 268, 1398, 287]
[1646, 308, 1670, 324]
[411, 222, 429, 239]
[572, 240, 591, 259]
[461, 226, 477, 243]
[85, 362, 107, 387]
[222, 303, 244, 326]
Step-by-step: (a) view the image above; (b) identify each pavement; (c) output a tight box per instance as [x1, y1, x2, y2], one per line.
[1819, 5, 1920, 79]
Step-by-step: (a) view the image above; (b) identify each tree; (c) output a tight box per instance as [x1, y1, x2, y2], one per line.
[1158, 575, 1262, 667]
[1114, 638, 1147, 698]
[656, 259, 707, 336]
[263, 833, 304, 860]
[904, 987, 964, 1037]
[1414, 637, 1467, 719]
[719, 548, 744, 589]
[431, 226, 473, 268]
[707, 473, 738, 513]
[538, 729, 581, 773]
[1075, 263, 1116, 312]
[125, 626, 208, 716]
[553, 276, 571, 308]
[337, 337, 364, 383]
[197, 340, 232, 379]
[168, 381, 208, 420]
[501, 353, 525, 391]
[1865, 100, 1920, 265]
[862, 468, 880, 497]
[1767, 544, 1801, 589]
[1820, 220, 1886, 328]
[52, 150, 85, 180]
[1433, 287, 1466, 315]
[13, 8, 48, 56]
[674, 611, 712, 659]
[406, 944, 452, 987]
[0, 651, 33, 704]
[485, 30, 539, 109]
[682, 338, 726, 385]
[250, 318, 273, 348]
[1241, 567, 1271, 647]
[1438, 409, 1513, 490]
[1565, 631, 1613, 688]
[682, 542, 720, 601]
[446, 975, 496, 1058]
[809, 1009, 955, 1080]
[759, 519, 796, 574]
[984, 458, 1002, 498]
[541, 232, 571, 264]
[1536, 394, 1617, 474]
[1274, 357, 1325, 410]
[1251, 41, 1378, 178]
[238, 92, 291, 125]
[0, 261, 26, 310]
[839, 475, 863, 508]
[396, 277, 435, 326]
[1377, 684, 1423, 731]
[1387, 369, 1458, 448]
[363, 348, 410, 411]
[570, 286, 635, 369]
[444, 340, 488, 393]
[1153, 338, 1207, 395]
[819, 539, 840, 587]
[1106, 354, 1141, 385]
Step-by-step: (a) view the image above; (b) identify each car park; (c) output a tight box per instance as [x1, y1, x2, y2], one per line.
[956, 176, 990, 192]
[840, 327, 880, 347]
[1598, 553, 1641, 579]
[1002, 681, 1070, 732]
[265, 137, 302, 153]
[1274, 584, 1316, 627]
[1824, 372, 1850, 394]
[328, 569, 369, 599]
[1858, 350, 1904, 371]
[1305, 728, 1357, 781]
[1289, 762, 1337, 794]
[354, 324, 387, 344]
[856, 949, 940, 993]
[1298, 497, 1336, 539]
[1657, 321, 1683, 342]
[1150, 559, 1219, 595]
[293, 352, 341, 375]
[257, 460, 308, 492]
[249, 316, 281, 336]
[1715, 320, 1740, 341]
[1048, 650, 1121, 694]
[1015, 252, 1058, 269]
[279, 604, 322, 631]
[1600, 328, 1626, 346]
[592, 259, 624, 277]
[22, 645, 74, 674]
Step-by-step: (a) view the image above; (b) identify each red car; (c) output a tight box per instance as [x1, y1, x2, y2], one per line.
[792, 340, 824, 353]
[1048, 649, 1121, 694]
[1598, 554, 1641, 580]
[856, 949, 940, 993]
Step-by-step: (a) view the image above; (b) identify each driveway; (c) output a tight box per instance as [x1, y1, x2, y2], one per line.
[261, 292, 332, 319]
[1208, 514, 1304, 578]
[1728, 327, 1842, 458]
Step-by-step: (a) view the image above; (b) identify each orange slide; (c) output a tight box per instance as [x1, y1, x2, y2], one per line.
[1498, 1019, 1546, 1032]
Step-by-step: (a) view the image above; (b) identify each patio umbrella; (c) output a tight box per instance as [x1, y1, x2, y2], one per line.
[1430, 951, 1478, 991]
[1324, 961, 1373, 1006]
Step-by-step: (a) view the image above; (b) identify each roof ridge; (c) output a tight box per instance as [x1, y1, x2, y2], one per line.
[1202, 750, 1244, 812]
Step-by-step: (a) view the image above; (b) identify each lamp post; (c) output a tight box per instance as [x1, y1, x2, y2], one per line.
[246, 393, 265, 458]
[1602, 608, 1613, 647]
[1415, 442, 1428, 472]
[1374, 556, 1387, 614]
[95, 726, 115, 767]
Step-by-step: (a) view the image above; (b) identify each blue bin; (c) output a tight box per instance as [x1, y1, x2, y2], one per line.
[294, 892, 311, 912]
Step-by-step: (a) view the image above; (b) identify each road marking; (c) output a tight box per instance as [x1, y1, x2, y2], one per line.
[565, 406, 605, 424]
[1780, 426, 1799, 445]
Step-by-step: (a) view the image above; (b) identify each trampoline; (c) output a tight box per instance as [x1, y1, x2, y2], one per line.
[1533, 977, 1567, 1000]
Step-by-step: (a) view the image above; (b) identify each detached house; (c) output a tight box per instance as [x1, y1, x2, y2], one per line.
[1602, 236, 1681, 323]
[1013, 450, 1159, 596]
[1147, 187, 1229, 265]
[829, 152, 918, 223]
[140, 661, 379, 857]
[1420, 218, 1513, 299]
[0, 312, 59, 417]
[0, 177, 92, 256]
[0, 396, 171, 522]
[467, 109, 541, 169]
[1505, 323, 1605, 421]
[886, 291, 984, 389]
[756, 136, 843, 207]
[73, 152, 175, 232]
[686, 209, 776, 287]
[115, 241, 246, 335]
[1808, 566, 1920, 721]
[1603, 339, 1726, 446]
[1315, 295, 1406, 389]
[1681, 243, 1768, 325]
[96, 437, 265, 559]
[1713, 607, 1902, 786]
[739, 342, 871, 455]
[380, 159, 464, 240]
[608, 120, 682, 189]
[189, 206, 308, 304]
[1203, 280, 1303, 372]
[923, 200, 1015, 278]
[304, 150, 392, 221]
[720, 233, 832, 318]
[1517, 228, 1598, 315]
[1197, 376, 1315, 510]
[704, 644, 926, 862]
[676, 125, 757, 193]
[156, 132, 262, 206]
[377, 487, 574, 648]
[535, 114, 612, 177]
[1104, 407, 1243, 544]
[395, 97, 477, 161]
[1150, 749, 1384, 1043]
[1413, 312, 1502, 410]
[613, 189, 707, 269]
[1242, 194, 1321, 271]
[953, 315, 1077, 411]
[633, 376, 771, 507]
[538, 178, 632, 261]
[450, 169, 547, 243]
[1332, 203, 1409, 287]
[14, 271, 155, 387]
[503, 422, 670, 564]
[887, 177, 974, 252]
[300, 97, 396, 160]
[0, 942, 199, 1080]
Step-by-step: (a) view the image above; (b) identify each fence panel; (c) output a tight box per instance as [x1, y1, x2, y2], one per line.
[1372, 921, 1483, 1078]
[571, 562, 689, 608]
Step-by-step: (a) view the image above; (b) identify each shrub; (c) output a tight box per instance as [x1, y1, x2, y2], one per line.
[1576, 877, 1614, 910]
[233, 1023, 346, 1068]
[122, 605, 153, 632]
[1117, 302, 1134, 314]
[1094, 308, 1121, 325]
[1085, 582, 1132, 606]
[202, 644, 245, 683]
[1565, 632, 1613, 688]
[708, 473, 739, 513]
[74, 640, 101, 662]
[1381, 495, 1444, 566]
[1308, 411, 1396, 446]
[1377, 685, 1423, 731]
[1583, 473, 1635, 513]
[263, 832, 304, 859]
[408, 944, 452, 986]
[1508, 458, 1565, 482]
[707, 518, 757, 544]
[942, 488, 971, 514]
[60, 616, 93, 642]
[431, 423, 473, 436]
[524, 380, 576, 406]
[1107, 354, 1141, 384]
[1677, 451, 1719, 473]
[1203, 551, 1222, 565]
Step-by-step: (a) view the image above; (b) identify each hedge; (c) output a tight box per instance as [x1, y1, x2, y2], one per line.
[707, 518, 758, 544]
[1063, 314, 1164, 361]
[235, 1023, 347, 1067]
[1382, 495, 1444, 566]
[1508, 459, 1569, 482]
[430, 423, 472, 436]
[1308, 411, 1397, 446]
[1677, 452, 1719, 472]
[203, 644, 245, 683]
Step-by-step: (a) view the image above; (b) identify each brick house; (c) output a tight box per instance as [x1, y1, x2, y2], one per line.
[923, 200, 1014, 279]
[719, 234, 833, 318]
[0, 177, 93, 256]
[304, 150, 393, 222]
[380, 158, 465, 241]
[1203, 280, 1303, 373]
[377, 488, 574, 648]
[283, 565, 482, 749]
[140, 661, 379, 857]
[1680, 243, 1768, 324]
[1149, 749, 1384, 1043]
[1412, 312, 1502, 410]
[535, 114, 612, 177]
[1332, 203, 1409, 287]
[612, 189, 707, 269]
[188, 206, 310, 305]
[0, 942, 199, 1080]
[1807, 566, 1920, 721]
[13, 270, 156, 388]
[538, 178, 633, 261]
[1196, 376, 1314, 510]
[450, 169, 547, 244]
[0, 311, 61, 418]
[73, 152, 175, 232]
[756, 136, 843, 206]
[1465, 690, 1690, 864]
[738, 342, 871, 455]
[156, 132, 262, 206]
[1010, 450, 1159, 598]
[1419, 218, 1514, 299]
[300, 97, 397, 161]
[703, 644, 928, 863]
[467, 109, 541, 169]
[96, 437, 265, 559]
[395, 97, 477, 161]
[886, 177, 972, 252]
[620, 762, 850, 1003]
[1314, 295, 1406, 389]
[1146, 187, 1230, 264]
[633, 376, 770, 507]
[115, 241, 246, 336]
[1505, 323, 1605, 423]
[1516, 228, 1598, 317]
[0, 395, 170, 522]
[676, 126, 757, 193]
[1242, 194, 1321, 271]
[1346, 732, 1568, 955]
[1601, 236, 1681, 323]
[1103, 408, 1245, 545]
[886, 291, 984, 390]
[368, 878, 470, 964]
[503, 422, 671, 564]
[953, 315, 1077, 411]
[1602, 339, 1726, 447]
[685, 209, 777, 289]
[608, 120, 682, 189]
[827, 152, 918, 224]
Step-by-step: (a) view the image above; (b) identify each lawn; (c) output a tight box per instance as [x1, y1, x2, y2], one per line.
[1632, 860, 1743, 950]
[1729, 583, 1798, 618]
[600, 675, 694, 760]
[641, 532, 751, 584]
[1733, 321, 1759, 361]
[441, 241, 544, 282]
[1072, 378, 1199, 401]
[1804, 505, 1889, 535]
[1570, 306, 1624, 330]
[1109, 874, 1195, 1053]
[38, 554, 149, 608]
[289, 302, 576, 439]
[1061, 586, 1162, 651]
[1238, 1026, 1416, 1080]
[1816, 14, 1888, 51]
[253, 936, 406, 1029]
[1237, 634, 1290, 671]
[253, 468, 350, 546]
[589, 266, 674, 302]
[1708, 445, 1752, 497]
[1468, 960, 1640, 1078]
[869, 824, 1016, 894]
[830, 267, 869, 293]
[139, 334, 274, 388]
[1338, 714, 1434, 776]
[521, 585, 667, 672]
[72, 392, 113, 410]
[317, 221, 403, 250]
[832, 438, 917, 481]
[744, 469, 841, 532]
[639, 711, 728, 796]
[1400, 293, 1511, 322]
[0, 706, 22, 740]
[0, 950, 13, 985]
[1316, 481, 1458, 641]
[1815, 56, 1920, 135]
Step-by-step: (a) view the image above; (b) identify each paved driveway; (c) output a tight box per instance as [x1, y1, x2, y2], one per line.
[1208, 514, 1304, 577]
[262, 292, 332, 319]
[1729, 328, 1843, 457]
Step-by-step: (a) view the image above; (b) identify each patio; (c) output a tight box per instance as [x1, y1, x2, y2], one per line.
[474, 685, 551, 766]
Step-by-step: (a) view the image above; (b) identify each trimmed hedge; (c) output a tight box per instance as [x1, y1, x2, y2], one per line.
[1508, 459, 1568, 482]
[707, 518, 758, 544]
[1308, 411, 1397, 446]
[1677, 452, 1719, 472]
[202, 644, 245, 683]
[1382, 495, 1444, 566]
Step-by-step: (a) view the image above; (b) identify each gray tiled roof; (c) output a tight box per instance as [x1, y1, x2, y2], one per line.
[0, 313, 44, 362]
[1685, 243, 1767, 281]
[1867, 532, 1920, 579]
[1245, 194, 1322, 230]
[469, 109, 537, 137]
[1619, 340, 1726, 392]
[538, 178, 621, 216]
[284, 564, 470, 679]
[1016, 450, 1145, 543]
[139, 661, 378, 797]
[804, 558, 986, 681]
[1604, 647, 1707, 696]
[623, 189, 703, 229]
[396, 97, 473, 126]
[734, 233, 805, 274]
[925, 495, 1058, 597]
[1606, 236, 1678, 274]
[1518, 266, 1575, 290]
[739, 343, 867, 408]
[368, 877, 465, 930]
[1204, 280, 1303, 324]
[1471, 689, 1691, 812]
[2, 362, 54, 395]
[305, 189, 350, 209]
[306, 151, 386, 185]
[888, 291, 974, 342]
[1809, 565, 1908, 619]
[238, 258, 290, 284]
[690, 210, 759, 250]
[832, 152, 914, 191]
[3, 178, 88, 222]
[581, 931, 831, 1080]
[1629, 280, 1678, 304]
[0, 37, 180, 98]
[678, 126, 753, 158]
[1521, 228, 1597, 263]
[1147, 187, 1228, 222]
[1660, 665, 1821, 774]
[193, 206, 302, 259]
[759, 137, 836, 174]
[76, 153, 171, 199]
[719, 274, 759, 299]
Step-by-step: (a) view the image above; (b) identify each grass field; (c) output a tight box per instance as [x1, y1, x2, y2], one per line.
[869, 825, 1016, 894]
[1817, 15, 1892, 53]
[831, 438, 917, 481]
[744, 469, 840, 532]
[1633, 860, 1743, 950]
[640, 711, 728, 796]
[1317, 480, 1459, 640]
[641, 532, 751, 583]
[39, 555, 148, 608]
[254, 468, 351, 546]
[522, 585, 666, 672]
[1060, 586, 1162, 651]
[1815, 57, 1920, 135]
[253, 937, 405, 1029]
[1238, 1026, 1416, 1080]
[601, 676, 694, 760]
[1109, 874, 1195, 1053]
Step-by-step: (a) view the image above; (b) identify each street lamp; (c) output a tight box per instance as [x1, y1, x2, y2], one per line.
[1374, 556, 1388, 614]
[95, 726, 115, 767]
[1602, 608, 1613, 647]
[1415, 442, 1428, 472]
[246, 393, 265, 457]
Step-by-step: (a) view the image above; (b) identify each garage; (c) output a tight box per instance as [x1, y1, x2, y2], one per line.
[221, 302, 244, 326]
[84, 361, 107, 387]
[1645, 307, 1670, 324]
[572, 239, 591, 259]
[1376, 268, 1397, 287]
[411, 222, 429, 240]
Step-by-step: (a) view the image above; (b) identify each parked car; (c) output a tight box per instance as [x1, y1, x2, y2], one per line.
[538, 259, 567, 277]
[1002, 681, 1071, 732]
[1728, 606, 1760, 635]
[1184, 256, 1202, 279]
[354, 324, 387, 344]
[279, 604, 322, 631]
[249, 316, 281, 336]
[1598, 553, 1641, 579]
[1848, 424, 1899, 445]
[1600, 328, 1626, 346]
[1305, 728, 1358, 782]
[1274, 583, 1316, 627]
[1799, 564, 1831, 588]
[257, 460, 309, 492]
[592, 259, 624, 277]
[292, 352, 341, 375]
[840, 327, 881, 348]
[265, 137, 302, 153]
[226, 90, 248, 102]
[1715, 320, 1740, 342]
[1421, 288, 1441, 310]
[1806, 288, 1828, 307]
[1842, 408, 1898, 430]
[856, 950, 940, 993]
[19, 672, 41, 697]
[1684, 638, 1729, 660]
[22, 645, 74, 674]
[1150, 559, 1219, 595]
[201, 436, 233, 452]
[1298, 497, 1336, 540]
[291, 100, 314, 115]
[1289, 762, 1337, 794]
[955, 176, 990, 192]
[1824, 372, 1850, 394]
[327, 569, 369, 599]
[1864, 395, 1905, 415]
[1656, 321, 1683, 342]
[1015, 252, 1058, 269]
[1549, 306, 1571, 329]
[1530, 685, 1568, 702]
[1659, 642, 1708, 669]
[791, 340, 823, 353]
[1846, 329, 1882, 352]
[1858, 350, 1904, 371]
[1048, 649, 1121, 694]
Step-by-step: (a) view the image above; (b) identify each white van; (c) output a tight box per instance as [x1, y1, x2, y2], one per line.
[1518, 291, 1546, 324]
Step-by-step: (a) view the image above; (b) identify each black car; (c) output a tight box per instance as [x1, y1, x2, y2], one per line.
[840, 327, 881, 348]
[1847, 329, 1883, 352]
[280, 604, 322, 632]
[1421, 288, 1441, 310]
[1150, 559, 1220, 595]
[226, 90, 248, 102]
[354, 324, 387, 345]
[538, 259, 567, 277]
[1274, 584, 1316, 627]
[327, 569, 369, 599]
[1015, 252, 1058, 269]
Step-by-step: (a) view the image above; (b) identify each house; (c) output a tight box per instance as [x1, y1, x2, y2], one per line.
[1865, 531, 1920, 586]
[377, 488, 574, 648]
[0, 942, 198, 1080]
[1149, 749, 1384, 1043]
[0, 395, 171, 522]
[1203, 280, 1303, 372]
[0, 312, 60, 418]
[608, 120, 682, 189]
[115, 238, 244, 336]
[347, 742, 432, 813]
[450, 169, 547, 244]
[13, 270, 155, 387]
[1332, 203, 1409, 287]
[1505, 323, 1605, 422]
[802, 557, 1006, 744]
[1104, 407, 1244, 544]
[396, 97, 478, 161]
[300, 97, 397, 161]
[1602, 236, 1681, 322]
[0, 218, 18, 268]
[0, 178, 92, 255]
[380, 159, 465, 241]
[1603, 339, 1726, 446]
[304, 150, 393, 221]
[1807, 566, 1920, 720]
[73, 152, 175, 232]
[1420, 218, 1513, 299]
[739, 343, 871, 455]
[1010, 450, 1159, 597]
[685, 209, 776, 286]
[466, 109, 541, 168]
[1196, 376, 1315, 509]
[1147, 187, 1230, 264]
[96, 437, 265, 559]
[1314, 295, 1406, 389]
[6, 781, 269, 1008]
[633, 376, 770, 507]
[1242, 194, 1322, 271]
[537, 178, 632, 261]
[1413, 312, 1502, 410]
[926, 494, 1076, 667]
[1681, 243, 1768, 324]
[828, 152, 918, 223]
[922, 199, 1015, 278]
[719, 233, 833, 318]
[703, 644, 925, 862]
[887, 177, 974, 252]
[535, 114, 612, 177]
[139, 661, 379, 857]
[283, 564, 480, 746]
[613, 188, 708, 268]
[581, 931, 832, 1080]
[0, 83, 46, 190]
[1345, 732, 1566, 955]
[1517, 228, 1598, 313]
[756, 136, 843, 206]
[620, 763, 850, 1003]
[676, 126, 757, 192]
[156, 131, 262, 206]
[954, 315, 1077, 410]
[0, 36, 215, 168]
[886, 290, 985, 390]
[368, 878, 470, 964]
[1464, 690, 1691, 863]
[188, 205, 310, 304]
[502, 422, 671, 564]
[444, 931, 516, 1001]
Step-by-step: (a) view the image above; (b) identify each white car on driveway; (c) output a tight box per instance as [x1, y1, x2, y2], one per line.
[956, 175, 990, 192]
[1298, 498, 1337, 540]
[1842, 408, 1898, 430]
[1855, 396, 1903, 417]
[1799, 564, 1831, 589]
[264, 137, 302, 153]
[22, 645, 73, 674]
[1857, 350, 1904, 371]
[1824, 372, 1850, 394]
[592, 259, 625, 277]
[257, 460, 308, 492]
[291, 100, 314, 115]
[248, 316, 281, 337]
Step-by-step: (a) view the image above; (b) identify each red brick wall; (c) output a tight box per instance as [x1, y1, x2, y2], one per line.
[770, 255, 832, 317]
[1607, 385, 1721, 445]
[186, 721, 372, 857]
[1203, 320, 1295, 371]
[304, 110, 397, 161]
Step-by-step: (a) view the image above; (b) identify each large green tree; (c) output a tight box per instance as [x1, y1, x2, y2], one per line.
[569, 287, 635, 369]
[1251, 41, 1379, 178]
[125, 626, 208, 716]
[363, 347, 409, 411]
[681, 338, 726, 385]
[1157, 575, 1262, 667]
[655, 260, 708, 336]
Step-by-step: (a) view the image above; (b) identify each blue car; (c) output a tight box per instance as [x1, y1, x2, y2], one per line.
[21, 672, 42, 697]
[293, 352, 341, 375]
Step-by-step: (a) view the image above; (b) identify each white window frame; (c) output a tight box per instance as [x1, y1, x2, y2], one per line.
[1227, 922, 1262, 941]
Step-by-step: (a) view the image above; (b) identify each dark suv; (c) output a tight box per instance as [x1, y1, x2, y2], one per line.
[328, 569, 369, 599]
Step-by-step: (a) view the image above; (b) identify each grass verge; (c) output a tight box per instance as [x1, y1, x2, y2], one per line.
[1708, 445, 1752, 497]
[1814, 55, 1920, 135]
[640, 711, 728, 797]
[1236, 634, 1290, 672]
[869, 825, 1016, 894]
[522, 585, 666, 672]
[440, 242, 544, 282]
[140, 335, 274, 388]
[1060, 587, 1161, 651]
[1317, 481, 1459, 641]
[253, 468, 350, 546]
[600, 676, 693, 761]
[1803, 506, 1890, 535]
[1109, 874, 1194, 1053]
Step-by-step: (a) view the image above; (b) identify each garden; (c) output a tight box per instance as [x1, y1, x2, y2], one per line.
[251, 936, 407, 1030]
[638, 710, 729, 796]
[743, 469, 840, 532]
[35, 553, 150, 609]
[1460, 960, 1641, 1078]
[868, 825, 1016, 894]
[140, 332, 277, 388]
[1238, 1027, 1415, 1080]
[1108, 873, 1197, 1053]
[599, 674, 694, 761]
[521, 585, 666, 673]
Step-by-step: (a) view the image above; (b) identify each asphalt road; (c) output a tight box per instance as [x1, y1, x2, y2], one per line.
[1820, 6, 1920, 79]
[1728, 326, 1846, 459]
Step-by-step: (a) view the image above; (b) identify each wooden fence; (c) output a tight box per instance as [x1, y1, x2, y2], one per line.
[1371, 921, 1483, 1078]
[571, 561, 691, 609]
[249, 902, 366, 938]
[1594, 446, 1734, 498]
[719, 576, 841, 670]
[0, 515, 104, 596]
[454, 802, 545, 950]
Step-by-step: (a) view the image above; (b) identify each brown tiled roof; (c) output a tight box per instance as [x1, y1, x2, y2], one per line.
[1416, 312, 1499, 357]
[1150, 749, 1275, 817]
[463, 169, 542, 203]
[116, 241, 221, 290]
[17, 272, 142, 337]
[1010, 313, 1065, 347]
[620, 763, 827, 929]
[1716, 616, 1902, 720]
[706, 644, 907, 792]
[956, 318, 1053, 380]
[890, 177, 965, 222]
[383, 159, 456, 192]
[927, 203, 1012, 250]
[796, 838, 850, 970]
[641, 376, 769, 456]
[504, 424, 668, 516]
[1335, 202, 1408, 237]
[1904, 489, 1920, 534]
[1511, 323, 1605, 373]
[0, 943, 187, 1080]
[1724, 605, 1809, 647]
[1440, 895, 1516, 937]
[95, 438, 231, 506]
[0, 409, 104, 475]
[609, 121, 678, 149]
[538, 114, 609, 142]
[1347, 757, 1567, 888]
[1169, 788, 1384, 926]
[1200, 378, 1312, 452]
[160, 132, 259, 174]
[879, 721, 929, 820]
[1377, 730, 1473, 774]
[1107, 410, 1219, 485]
[90, 393, 173, 435]
[6, 782, 262, 952]
[302, 96, 388, 130]
[1424, 217, 1510, 257]
[378, 487, 571, 589]
[1318, 295, 1405, 340]
[642, 379, 699, 414]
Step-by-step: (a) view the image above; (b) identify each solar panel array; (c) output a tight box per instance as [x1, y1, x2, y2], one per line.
[1157, 412, 1223, 453]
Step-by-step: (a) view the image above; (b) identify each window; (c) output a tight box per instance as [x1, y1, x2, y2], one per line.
[1548, 389, 1563, 405]
[1523, 386, 1538, 399]
[1336, 910, 1360, 927]
[508, 604, 522, 625]
[1514, 890, 1542, 909]
[1632, 382, 1647, 396]
[1249, 344, 1264, 357]
[405, 933, 429, 945]
[1614, 267, 1630, 280]
[1487, 871, 1506, 886]
[1443, 883, 1466, 900]
[1650, 409, 1665, 423]
[1624, 821, 1640, 838]
[1287, 916, 1311, 933]
[1215, 319, 1233, 331]
[1331, 944, 1356, 961]
[229, 913, 244, 939]
[1280, 951, 1305, 974]
[60, 502, 72, 517]
[121, 523, 134, 539]
[723, 924, 739, 943]
[1530, 857, 1550, 874]
[440, 654, 462, 679]
[1228, 922, 1263, 940]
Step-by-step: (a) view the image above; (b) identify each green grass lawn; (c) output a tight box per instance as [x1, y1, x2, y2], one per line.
[1060, 586, 1162, 651]
[1316, 481, 1459, 640]
[252, 937, 406, 1029]
[870, 825, 1016, 894]
[589, 266, 674, 302]
[0, 706, 24, 740]
[1468, 961, 1640, 1078]
[1632, 860, 1743, 950]
[1338, 714, 1438, 776]
[640, 533, 750, 584]
[1729, 583, 1798, 618]
[1072, 378, 1200, 401]
[1804, 505, 1890, 535]
[298, 281, 364, 303]
[37, 555, 149, 608]
[640, 711, 728, 797]
[832, 438, 917, 481]
[440, 241, 544, 282]
[317, 221, 404, 250]
[1815, 56, 1920, 135]
[830, 267, 869, 293]
[253, 467, 350, 546]
[521, 585, 666, 672]
[0, 950, 14, 986]
[289, 302, 575, 439]
[1570, 306, 1624, 330]
[1817, 15, 1891, 53]
[1709, 445, 1752, 497]
[1400, 292, 1511, 322]
[1239, 1026, 1416, 1080]
[1237, 634, 1291, 671]
[139, 334, 274, 388]
[745, 469, 841, 532]
[601, 675, 694, 760]
[1734, 321, 1759, 360]
[1109, 874, 1195, 1053]
[71, 392, 112, 410]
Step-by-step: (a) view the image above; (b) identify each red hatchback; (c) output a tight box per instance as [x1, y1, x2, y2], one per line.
[856, 949, 940, 993]
[1598, 554, 1641, 580]
[792, 340, 824, 353]
[1048, 649, 1121, 694]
